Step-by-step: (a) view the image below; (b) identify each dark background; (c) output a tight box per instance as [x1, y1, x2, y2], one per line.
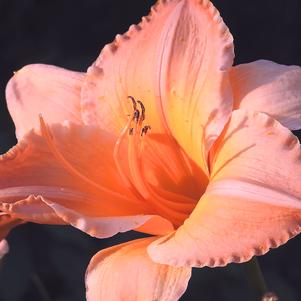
[0, 1, 301, 300]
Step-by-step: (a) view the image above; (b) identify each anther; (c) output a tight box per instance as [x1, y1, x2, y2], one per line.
[127, 96, 137, 111]
[137, 100, 145, 123]
[133, 109, 140, 123]
[141, 125, 151, 136]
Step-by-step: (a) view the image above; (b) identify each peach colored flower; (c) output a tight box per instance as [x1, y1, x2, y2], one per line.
[0, 239, 9, 259]
[1, 0, 301, 300]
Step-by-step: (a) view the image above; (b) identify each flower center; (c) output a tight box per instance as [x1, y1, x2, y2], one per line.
[39, 96, 204, 228]
[113, 96, 197, 226]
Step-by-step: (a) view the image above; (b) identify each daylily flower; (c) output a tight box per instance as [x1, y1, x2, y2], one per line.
[1, 0, 301, 300]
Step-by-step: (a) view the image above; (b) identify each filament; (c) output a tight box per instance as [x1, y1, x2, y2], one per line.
[113, 117, 144, 200]
[39, 115, 129, 200]
[127, 123, 189, 225]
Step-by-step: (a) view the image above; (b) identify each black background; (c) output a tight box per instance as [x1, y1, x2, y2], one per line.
[0, 1, 301, 300]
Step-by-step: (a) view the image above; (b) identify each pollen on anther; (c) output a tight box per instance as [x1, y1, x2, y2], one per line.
[127, 96, 137, 110]
[141, 125, 151, 136]
[137, 100, 145, 123]
[133, 110, 140, 123]
[126, 96, 150, 132]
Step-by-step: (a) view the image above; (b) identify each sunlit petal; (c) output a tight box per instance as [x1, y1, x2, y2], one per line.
[6, 64, 84, 140]
[148, 110, 301, 267]
[0, 195, 63, 225]
[42, 198, 174, 237]
[231, 60, 301, 130]
[0, 123, 167, 237]
[81, 0, 234, 173]
[86, 237, 191, 301]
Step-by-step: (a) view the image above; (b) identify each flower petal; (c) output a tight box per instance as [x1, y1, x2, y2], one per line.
[0, 213, 22, 241]
[148, 110, 301, 267]
[0, 195, 64, 225]
[42, 198, 174, 237]
[142, 132, 207, 201]
[86, 237, 191, 301]
[128, 131, 206, 227]
[6, 64, 85, 140]
[0, 123, 169, 237]
[230, 60, 301, 130]
[81, 0, 234, 172]
[0, 123, 148, 213]
[0, 240, 9, 259]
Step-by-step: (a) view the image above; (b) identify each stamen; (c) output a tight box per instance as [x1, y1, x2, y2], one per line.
[123, 97, 192, 224]
[39, 115, 127, 199]
[127, 96, 137, 111]
[141, 134, 195, 205]
[127, 121, 188, 224]
[137, 100, 145, 124]
[127, 96, 141, 125]
[128, 123, 150, 199]
[141, 125, 151, 136]
[133, 109, 140, 123]
[113, 116, 145, 199]
[141, 136, 180, 184]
